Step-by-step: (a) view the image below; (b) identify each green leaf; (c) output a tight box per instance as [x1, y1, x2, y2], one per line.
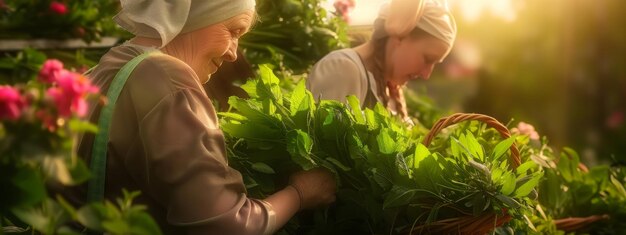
[10, 165, 46, 208]
[611, 175, 626, 197]
[11, 206, 51, 234]
[450, 137, 461, 159]
[364, 109, 379, 131]
[257, 65, 283, 104]
[240, 78, 260, 98]
[68, 119, 99, 133]
[561, 147, 582, 181]
[492, 137, 515, 162]
[495, 194, 521, 209]
[413, 143, 430, 169]
[218, 112, 248, 122]
[76, 204, 107, 231]
[56, 226, 82, 235]
[539, 170, 562, 209]
[102, 219, 129, 234]
[376, 128, 396, 155]
[289, 79, 307, 116]
[383, 186, 416, 209]
[514, 172, 543, 198]
[465, 132, 484, 161]
[288, 79, 315, 128]
[347, 95, 365, 124]
[221, 122, 280, 140]
[491, 168, 504, 183]
[373, 103, 389, 118]
[286, 130, 316, 170]
[56, 196, 78, 219]
[500, 171, 516, 195]
[326, 158, 351, 171]
[251, 162, 276, 174]
[126, 210, 163, 235]
[516, 161, 538, 175]
[67, 158, 91, 185]
[557, 153, 573, 182]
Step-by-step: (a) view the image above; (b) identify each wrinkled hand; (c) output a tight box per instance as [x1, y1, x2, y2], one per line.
[289, 168, 337, 210]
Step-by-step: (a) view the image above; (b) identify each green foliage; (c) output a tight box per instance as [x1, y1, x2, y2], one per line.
[534, 145, 626, 234]
[241, 0, 349, 75]
[0, 0, 123, 42]
[221, 65, 544, 234]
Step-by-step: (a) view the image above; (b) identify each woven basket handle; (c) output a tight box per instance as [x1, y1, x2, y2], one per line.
[422, 113, 521, 168]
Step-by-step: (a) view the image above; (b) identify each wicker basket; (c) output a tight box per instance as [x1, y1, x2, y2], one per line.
[402, 113, 521, 235]
[554, 214, 610, 232]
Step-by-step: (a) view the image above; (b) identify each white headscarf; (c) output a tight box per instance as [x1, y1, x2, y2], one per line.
[378, 0, 457, 54]
[114, 0, 256, 48]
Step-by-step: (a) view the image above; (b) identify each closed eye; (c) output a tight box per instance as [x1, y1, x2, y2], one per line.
[230, 29, 243, 39]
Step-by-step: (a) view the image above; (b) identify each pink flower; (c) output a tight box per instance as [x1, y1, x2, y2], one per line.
[511, 121, 540, 141]
[49, 1, 68, 15]
[0, 86, 26, 120]
[334, 0, 355, 23]
[39, 59, 64, 83]
[46, 71, 99, 118]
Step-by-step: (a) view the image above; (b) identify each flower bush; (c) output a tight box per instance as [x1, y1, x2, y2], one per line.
[0, 0, 124, 42]
[0, 49, 160, 235]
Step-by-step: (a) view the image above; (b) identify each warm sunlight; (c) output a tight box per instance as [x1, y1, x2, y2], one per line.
[450, 0, 517, 22]
[323, 0, 518, 25]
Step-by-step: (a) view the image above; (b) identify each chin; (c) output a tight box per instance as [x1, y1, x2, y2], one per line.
[204, 74, 213, 83]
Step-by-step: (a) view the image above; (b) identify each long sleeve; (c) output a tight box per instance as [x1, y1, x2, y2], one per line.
[132, 89, 275, 234]
[89, 51, 279, 235]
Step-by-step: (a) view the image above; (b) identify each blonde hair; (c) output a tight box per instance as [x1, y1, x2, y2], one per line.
[369, 19, 431, 119]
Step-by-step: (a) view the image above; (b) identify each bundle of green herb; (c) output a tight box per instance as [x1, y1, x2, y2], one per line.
[220, 66, 543, 234]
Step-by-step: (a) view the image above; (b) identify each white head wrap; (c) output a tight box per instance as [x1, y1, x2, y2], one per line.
[378, 0, 457, 55]
[114, 0, 256, 47]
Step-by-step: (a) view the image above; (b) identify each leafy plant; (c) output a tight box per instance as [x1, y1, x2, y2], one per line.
[0, 0, 124, 42]
[534, 145, 626, 234]
[220, 65, 544, 234]
[241, 0, 349, 75]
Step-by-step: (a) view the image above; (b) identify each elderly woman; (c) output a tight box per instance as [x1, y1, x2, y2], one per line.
[68, 1, 336, 234]
[307, 0, 457, 124]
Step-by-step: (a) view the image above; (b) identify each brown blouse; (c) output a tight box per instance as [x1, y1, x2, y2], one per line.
[63, 43, 276, 234]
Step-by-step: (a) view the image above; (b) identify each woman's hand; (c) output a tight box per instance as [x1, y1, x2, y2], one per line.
[263, 168, 337, 230]
[289, 168, 337, 209]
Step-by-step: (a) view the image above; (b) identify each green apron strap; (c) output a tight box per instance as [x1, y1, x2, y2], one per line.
[87, 52, 155, 203]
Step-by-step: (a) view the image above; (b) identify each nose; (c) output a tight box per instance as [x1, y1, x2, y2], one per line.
[223, 40, 238, 62]
[420, 64, 435, 80]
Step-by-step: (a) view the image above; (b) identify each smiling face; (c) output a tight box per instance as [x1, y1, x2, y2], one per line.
[384, 32, 450, 86]
[190, 10, 254, 77]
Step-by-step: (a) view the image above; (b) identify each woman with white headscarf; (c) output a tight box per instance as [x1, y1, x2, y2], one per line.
[307, 0, 457, 124]
[60, 1, 337, 234]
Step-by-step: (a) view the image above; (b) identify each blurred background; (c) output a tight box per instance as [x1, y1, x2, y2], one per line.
[1, 0, 624, 166]
[325, 0, 626, 166]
